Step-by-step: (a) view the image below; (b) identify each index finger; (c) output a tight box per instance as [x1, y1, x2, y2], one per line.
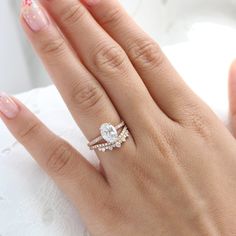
[0, 93, 110, 221]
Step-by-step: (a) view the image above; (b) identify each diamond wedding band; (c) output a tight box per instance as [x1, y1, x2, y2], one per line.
[88, 121, 129, 152]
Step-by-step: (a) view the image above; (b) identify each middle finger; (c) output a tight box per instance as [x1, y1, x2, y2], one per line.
[41, 0, 169, 133]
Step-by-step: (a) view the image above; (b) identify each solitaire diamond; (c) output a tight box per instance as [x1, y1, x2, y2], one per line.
[100, 123, 118, 143]
[88, 121, 129, 152]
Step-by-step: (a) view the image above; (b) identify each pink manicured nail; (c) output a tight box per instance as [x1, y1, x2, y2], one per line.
[0, 93, 19, 119]
[22, 0, 49, 32]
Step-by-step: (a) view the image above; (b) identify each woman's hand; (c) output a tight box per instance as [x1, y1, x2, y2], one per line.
[1, 0, 236, 235]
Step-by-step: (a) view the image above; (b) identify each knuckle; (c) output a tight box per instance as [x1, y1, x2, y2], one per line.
[40, 36, 66, 57]
[181, 104, 213, 140]
[188, 114, 212, 140]
[143, 121, 178, 159]
[18, 121, 42, 143]
[95, 199, 125, 232]
[61, 4, 85, 25]
[93, 43, 127, 73]
[128, 39, 164, 71]
[99, 7, 123, 27]
[72, 82, 104, 114]
[153, 128, 177, 159]
[131, 160, 157, 192]
[46, 141, 73, 176]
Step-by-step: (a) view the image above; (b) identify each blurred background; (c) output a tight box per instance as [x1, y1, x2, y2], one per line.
[1, 0, 236, 93]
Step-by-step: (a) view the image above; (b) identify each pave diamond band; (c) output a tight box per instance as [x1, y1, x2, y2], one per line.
[88, 121, 129, 152]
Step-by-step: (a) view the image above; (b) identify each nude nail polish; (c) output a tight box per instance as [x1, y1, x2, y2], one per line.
[0, 93, 19, 119]
[22, 0, 49, 32]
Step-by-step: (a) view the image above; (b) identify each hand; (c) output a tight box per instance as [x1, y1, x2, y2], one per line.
[1, 0, 236, 235]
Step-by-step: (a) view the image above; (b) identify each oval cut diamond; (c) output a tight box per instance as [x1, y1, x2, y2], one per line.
[100, 123, 118, 143]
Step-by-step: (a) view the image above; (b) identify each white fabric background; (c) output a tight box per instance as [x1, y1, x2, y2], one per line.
[1, 0, 236, 235]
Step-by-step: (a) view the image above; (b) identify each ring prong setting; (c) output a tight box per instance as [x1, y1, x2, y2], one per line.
[100, 123, 118, 143]
[88, 121, 129, 152]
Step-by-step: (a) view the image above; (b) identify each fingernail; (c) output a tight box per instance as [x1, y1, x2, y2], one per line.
[22, 0, 49, 32]
[0, 93, 19, 119]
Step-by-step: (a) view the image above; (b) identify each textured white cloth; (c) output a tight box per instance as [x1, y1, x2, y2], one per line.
[0, 38, 236, 235]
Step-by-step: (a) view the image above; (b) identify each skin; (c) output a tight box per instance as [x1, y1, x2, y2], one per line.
[229, 60, 236, 138]
[1, 0, 236, 235]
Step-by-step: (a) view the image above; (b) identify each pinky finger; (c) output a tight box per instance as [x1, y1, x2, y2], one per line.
[0, 92, 109, 222]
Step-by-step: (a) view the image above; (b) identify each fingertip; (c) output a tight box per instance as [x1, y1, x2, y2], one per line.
[0, 92, 20, 120]
[20, 0, 50, 33]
